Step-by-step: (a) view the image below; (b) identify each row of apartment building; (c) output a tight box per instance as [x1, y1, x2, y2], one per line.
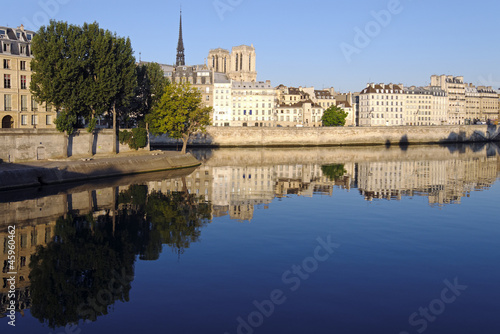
[359, 76, 500, 127]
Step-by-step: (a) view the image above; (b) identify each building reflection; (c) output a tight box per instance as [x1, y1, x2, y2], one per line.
[0, 144, 499, 322]
[357, 156, 498, 205]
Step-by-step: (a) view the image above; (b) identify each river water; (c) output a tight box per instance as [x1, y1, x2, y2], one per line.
[1, 144, 499, 334]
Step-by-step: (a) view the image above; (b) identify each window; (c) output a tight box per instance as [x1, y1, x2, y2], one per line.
[3, 43, 10, 52]
[4, 95, 12, 111]
[31, 115, 38, 125]
[21, 95, 28, 111]
[21, 115, 27, 125]
[20, 61, 26, 71]
[45, 104, 52, 112]
[4, 74, 11, 88]
[20, 75, 27, 89]
[32, 97, 38, 111]
[3, 59, 10, 69]
[20, 45, 26, 54]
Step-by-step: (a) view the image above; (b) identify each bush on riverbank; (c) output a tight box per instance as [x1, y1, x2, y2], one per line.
[119, 128, 148, 150]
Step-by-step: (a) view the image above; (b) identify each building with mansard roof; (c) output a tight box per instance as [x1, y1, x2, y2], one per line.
[1, 25, 56, 129]
[359, 83, 405, 127]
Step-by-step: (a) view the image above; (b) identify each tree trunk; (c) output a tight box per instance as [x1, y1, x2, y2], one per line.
[181, 134, 189, 154]
[112, 103, 117, 154]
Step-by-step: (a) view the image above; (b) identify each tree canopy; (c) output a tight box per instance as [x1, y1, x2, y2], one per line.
[125, 62, 169, 126]
[146, 82, 212, 154]
[321, 105, 348, 127]
[30, 20, 136, 134]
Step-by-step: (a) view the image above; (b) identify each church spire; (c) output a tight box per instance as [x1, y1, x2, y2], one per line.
[176, 9, 185, 66]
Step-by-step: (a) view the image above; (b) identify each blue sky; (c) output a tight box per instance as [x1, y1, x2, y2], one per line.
[2, 0, 500, 92]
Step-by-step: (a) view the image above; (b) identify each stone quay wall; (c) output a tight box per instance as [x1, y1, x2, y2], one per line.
[151, 125, 500, 148]
[0, 129, 148, 163]
[0, 152, 200, 191]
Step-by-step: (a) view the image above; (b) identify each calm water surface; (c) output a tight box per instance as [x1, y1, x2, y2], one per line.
[1, 144, 499, 334]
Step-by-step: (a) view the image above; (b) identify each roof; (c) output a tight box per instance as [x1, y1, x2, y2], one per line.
[361, 83, 404, 94]
[276, 100, 321, 109]
[336, 101, 352, 108]
[214, 73, 230, 83]
[0, 25, 35, 56]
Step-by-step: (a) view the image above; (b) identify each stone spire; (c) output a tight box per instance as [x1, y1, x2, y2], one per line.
[176, 9, 185, 66]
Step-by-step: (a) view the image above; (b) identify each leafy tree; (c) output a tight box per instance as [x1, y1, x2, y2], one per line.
[30, 21, 86, 134]
[321, 105, 348, 127]
[30, 20, 136, 152]
[125, 62, 169, 126]
[146, 82, 212, 154]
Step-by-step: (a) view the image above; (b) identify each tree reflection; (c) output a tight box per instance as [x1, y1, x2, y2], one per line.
[146, 190, 211, 255]
[321, 164, 347, 181]
[28, 185, 211, 328]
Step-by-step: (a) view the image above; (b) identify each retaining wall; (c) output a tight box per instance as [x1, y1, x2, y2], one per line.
[0, 129, 148, 162]
[151, 125, 500, 148]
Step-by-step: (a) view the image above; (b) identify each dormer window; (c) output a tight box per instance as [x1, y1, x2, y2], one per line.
[0, 29, 6, 36]
[3, 43, 10, 52]
[27, 34, 32, 40]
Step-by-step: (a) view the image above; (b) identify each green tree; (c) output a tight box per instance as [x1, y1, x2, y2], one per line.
[321, 105, 348, 127]
[146, 82, 212, 154]
[30, 21, 136, 154]
[30, 21, 86, 134]
[126, 62, 169, 126]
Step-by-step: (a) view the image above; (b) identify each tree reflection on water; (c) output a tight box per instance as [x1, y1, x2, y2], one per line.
[28, 185, 211, 328]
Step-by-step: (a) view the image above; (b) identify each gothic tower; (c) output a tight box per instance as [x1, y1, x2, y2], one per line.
[176, 10, 185, 66]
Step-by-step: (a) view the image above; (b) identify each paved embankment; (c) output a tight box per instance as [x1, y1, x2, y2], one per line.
[0, 151, 200, 191]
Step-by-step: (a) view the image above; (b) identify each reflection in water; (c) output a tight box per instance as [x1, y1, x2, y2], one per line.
[0, 144, 499, 327]
[0, 185, 210, 328]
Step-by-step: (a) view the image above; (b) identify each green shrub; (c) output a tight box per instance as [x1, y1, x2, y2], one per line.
[119, 128, 148, 150]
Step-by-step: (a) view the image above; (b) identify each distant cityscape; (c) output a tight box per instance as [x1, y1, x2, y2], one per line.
[1, 16, 499, 130]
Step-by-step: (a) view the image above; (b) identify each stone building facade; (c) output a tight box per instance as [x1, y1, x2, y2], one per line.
[404, 86, 447, 126]
[431, 75, 466, 125]
[207, 45, 257, 82]
[359, 83, 405, 127]
[230, 80, 275, 127]
[0, 25, 56, 129]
